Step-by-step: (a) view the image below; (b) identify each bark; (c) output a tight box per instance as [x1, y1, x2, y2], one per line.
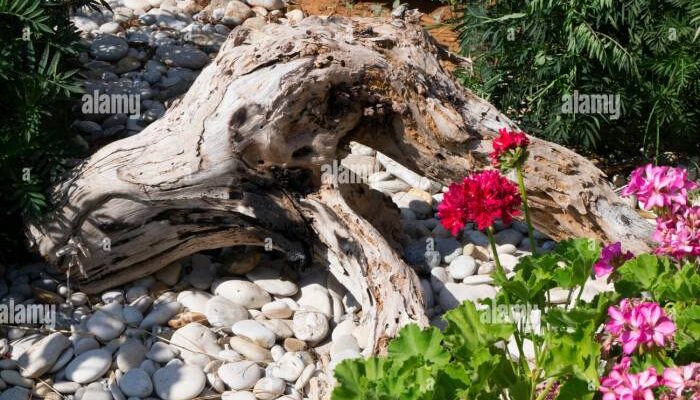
[26, 14, 652, 355]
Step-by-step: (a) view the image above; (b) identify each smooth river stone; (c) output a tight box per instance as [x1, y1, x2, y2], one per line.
[116, 338, 146, 372]
[253, 377, 286, 400]
[86, 302, 125, 341]
[205, 295, 249, 328]
[245, 0, 284, 10]
[17, 332, 70, 378]
[258, 319, 294, 340]
[292, 311, 328, 342]
[447, 255, 476, 280]
[153, 363, 206, 400]
[119, 368, 153, 397]
[140, 300, 182, 329]
[261, 300, 293, 319]
[213, 279, 271, 308]
[245, 265, 298, 296]
[170, 323, 222, 365]
[221, 391, 256, 400]
[438, 283, 497, 310]
[232, 320, 276, 348]
[50, 347, 74, 373]
[294, 283, 331, 317]
[64, 348, 112, 384]
[217, 361, 261, 390]
[0, 387, 30, 400]
[89, 35, 128, 61]
[176, 290, 213, 314]
[146, 341, 177, 363]
[269, 352, 305, 382]
[155, 45, 209, 69]
[228, 337, 272, 362]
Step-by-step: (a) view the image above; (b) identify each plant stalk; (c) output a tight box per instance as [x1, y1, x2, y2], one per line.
[516, 165, 537, 255]
[487, 226, 504, 274]
[534, 379, 556, 400]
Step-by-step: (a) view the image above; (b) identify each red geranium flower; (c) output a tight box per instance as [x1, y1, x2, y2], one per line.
[490, 128, 530, 169]
[437, 170, 522, 233]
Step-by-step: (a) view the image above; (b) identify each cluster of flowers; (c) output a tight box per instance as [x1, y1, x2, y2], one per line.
[438, 128, 527, 234]
[439, 130, 697, 399]
[438, 170, 521, 233]
[596, 164, 699, 399]
[621, 164, 699, 260]
[601, 299, 700, 399]
[605, 299, 676, 355]
[489, 127, 530, 170]
[601, 358, 700, 400]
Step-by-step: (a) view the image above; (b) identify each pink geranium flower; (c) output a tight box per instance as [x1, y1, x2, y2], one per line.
[663, 363, 699, 397]
[624, 302, 676, 354]
[654, 205, 700, 260]
[605, 300, 676, 354]
[601, 359, 660, 400]
[606, 299, 635, 337]
[594, 242, 634, 277]
[621, 164, 697, 211]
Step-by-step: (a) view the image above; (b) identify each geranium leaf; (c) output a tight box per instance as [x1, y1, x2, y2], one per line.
[541, 323, 600, 385]
[615, 254, 668, 297]
[554, 238, 601, 288]
[443, 302, 514, 359]
[557, 377, 595, 400]
[388, 324, 450, 366]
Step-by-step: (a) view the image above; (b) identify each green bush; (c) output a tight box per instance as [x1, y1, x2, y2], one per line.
[452, 0, 700, 157]
[0, 0, 103, 260]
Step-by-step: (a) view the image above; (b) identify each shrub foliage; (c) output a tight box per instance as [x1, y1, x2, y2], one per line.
[0, 0, 103, 259]
[453, 0, 700, 156]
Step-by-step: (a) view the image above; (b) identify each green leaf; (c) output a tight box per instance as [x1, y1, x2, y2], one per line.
[496, 253, 560, 304]
[673, 304, 700, 364]
[443, 302, 514, 360]
[554, 238, 601, 289]
[557, 377, 596, 400]
[432, 364, 471, 399]
[615, 254, 669, 298]
[332, 357, 380, 400]
[540, 322, 600, 386]
[652, 263, 700, 301]
[388, 324, 450, 366]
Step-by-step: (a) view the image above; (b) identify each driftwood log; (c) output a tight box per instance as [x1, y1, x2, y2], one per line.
[27, 15, 652, 355]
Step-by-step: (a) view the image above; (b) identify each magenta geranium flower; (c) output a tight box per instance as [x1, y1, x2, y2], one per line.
[653, 205, 700, 260]
[437, 170, 521, 233]
[490, 128, 530, 169]
[601, 358, 660, 400]
[605, 300, 676, 354]
[627, 302, 676, 353]
[594, 242, 634, 277]
[606, 299, 635, 337]
[663, 363, 699, 397]
[621, 164, 698, 211]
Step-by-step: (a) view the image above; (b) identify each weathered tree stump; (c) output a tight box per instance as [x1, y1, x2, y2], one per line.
[26, 14, 652, 356]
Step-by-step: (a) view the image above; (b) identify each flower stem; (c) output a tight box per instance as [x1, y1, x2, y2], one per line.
[534, 379, 556, 400]
[516, 165, 537, 255]
[487, 226, 504, 274]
